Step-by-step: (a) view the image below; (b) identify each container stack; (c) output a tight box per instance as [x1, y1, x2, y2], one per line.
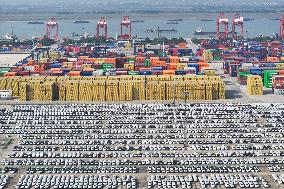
[27, 81, 41, 101]
[78, 81, 93, 101]
[272, 76, 284, 95]
[263, 70, 278, 88]
[247, 75, 263, 96]
[203, 68, 216, 76]
[146, 81, 166, 101]
[1, 75, 226, 101]
[218, 82, 225, 100]
[238, 68, 251, 85]
[40, 82, 54, 101]
[65, 81, 79, 101]
[203, 81, 213, 100]
[58, 83, 66, 101]
[202, 50, 213, 62]
[132, 81, 145, 100]
[19, 82, 28, 101]
[92, 81, 106, 101]
[119, 81, 133, 101]
[106, 81, 119, 101]
[0, 78, 6, 90]
[6, 77, 20, 96]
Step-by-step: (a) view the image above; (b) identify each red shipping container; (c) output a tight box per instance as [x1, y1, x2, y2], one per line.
[116, 71, 128, 75]
[151, 70, 163, 75]
[17, 70, 30, 76]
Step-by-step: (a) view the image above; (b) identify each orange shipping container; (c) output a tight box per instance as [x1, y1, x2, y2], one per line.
[83, 68, 94, 72]
[179, 43, 187, 48]
[28, 60, 35, 66]
[152, 61, 166, 67]
[79, 56, 89, 60]
[136, 56, 146, 63]
[198, 63, 210, 72]
[150, 57, 159, 64]
[168, 64, 177, 70]
[170, 56, 179, 64]
[104, 58, 116, 63]
[163, 70, 175, 76]
[267, 57, 280, 62]
[50, 68, 61, 72]
[69, 71, 81, 76]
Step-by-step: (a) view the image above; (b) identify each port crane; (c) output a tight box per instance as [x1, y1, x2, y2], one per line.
[216, 13, 229, 39]
[96, 17, 108, 38]
[280, 15, 284, 39]
[46, 17, 59, 41]
[120, 16, 132, 40]
[232, 14, 244, 38]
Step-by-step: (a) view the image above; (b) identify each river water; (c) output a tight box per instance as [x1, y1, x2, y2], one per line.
[0, 13, 282, 39]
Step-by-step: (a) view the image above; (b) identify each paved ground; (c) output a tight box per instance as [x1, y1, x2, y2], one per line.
[0, 53, 30, 68]
[211, 62, 284, 103]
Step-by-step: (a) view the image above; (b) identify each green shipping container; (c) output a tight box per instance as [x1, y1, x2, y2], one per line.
[128, 58, 136, 62]
[0, 68, 10, 74]
[263, 70, 278, 88]
[213, 56, 221, 61]
[238, 72, 250, 76]
[144, 59, 151, 68]
[128, 71, 140, 75]
[102, 64, 114, 69]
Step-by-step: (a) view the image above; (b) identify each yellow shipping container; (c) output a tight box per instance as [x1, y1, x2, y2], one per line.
[92, 81, 106, 101]
[247, 75, 263, 96]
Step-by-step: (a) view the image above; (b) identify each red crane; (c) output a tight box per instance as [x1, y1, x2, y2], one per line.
[96, 17, 108, 38]
[232, 14, 244, 38]
[46, 17, 59, 41]
[120, 16, 132, 40]
[280, 15, 284, 38]
[217, 13, 229, 39]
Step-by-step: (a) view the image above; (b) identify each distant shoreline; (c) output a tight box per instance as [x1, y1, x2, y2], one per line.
[0, 12, 281, 22]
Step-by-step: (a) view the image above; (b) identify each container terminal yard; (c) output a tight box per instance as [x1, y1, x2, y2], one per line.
[1, 12, 284, 189]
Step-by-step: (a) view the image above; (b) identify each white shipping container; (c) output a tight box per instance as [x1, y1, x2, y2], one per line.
[242, 63, 253, 68]
[92, 70, 104, 76]
[0, 90, 12, 100]
[25, 66, 34, 71]
[180, 57, 190, 62]
[68, 58, 78, 62]
[184, 67, 196, 71]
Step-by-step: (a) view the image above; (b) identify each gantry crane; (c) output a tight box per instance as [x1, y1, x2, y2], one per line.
[280, 15, 284, 39]
[232, 14, 244, 38]
[120, 16, 132, 40]
[46, 17, 59, 41]
[217, 13, 229, 39]
[96, 17, 107, 38]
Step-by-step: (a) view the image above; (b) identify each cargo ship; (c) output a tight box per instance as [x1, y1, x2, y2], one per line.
[200, 19, 214, 22]
[194, 28, 236, 35]
[146, 29, 177, 33]
[244, 18, 254, 21]
[27, 21, 44, 24]
[131, 20, 144, 23]
[166, 21, 179, 25]
[168, 19, 182, 22]
[73, 20, 90, 24]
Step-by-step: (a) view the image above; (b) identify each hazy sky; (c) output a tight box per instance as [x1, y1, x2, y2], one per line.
[1, 0, 284, 5]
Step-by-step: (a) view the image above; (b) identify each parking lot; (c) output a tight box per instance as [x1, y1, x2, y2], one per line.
[0, 103, 284, 188]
